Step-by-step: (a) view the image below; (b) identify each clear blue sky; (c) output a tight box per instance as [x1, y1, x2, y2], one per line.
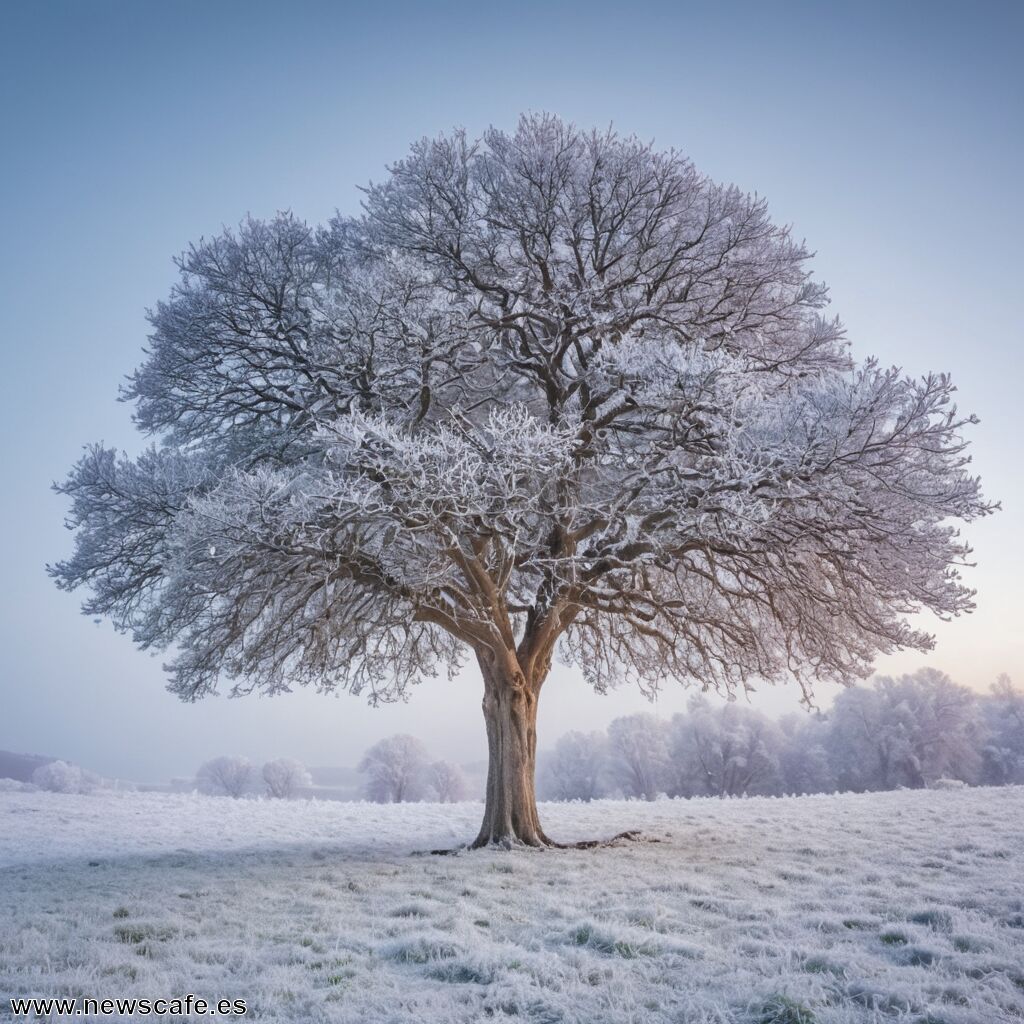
[1, 0, 1021, 782]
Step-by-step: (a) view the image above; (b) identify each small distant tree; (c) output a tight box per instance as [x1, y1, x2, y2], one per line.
[777, 713, 835, 795]
[197, 756, 253, 798]
[49, 114, 995, 846]
[888, 669, 983, 786]
[262, 758, 312, 799]
[829, 669, 981, 791]
[359, 735, 430, 803]
[539, 731, 609, 801]
[607, 715, 671, 800]
[32, 760, 98, 794]
[671, 699, 783, 798]
[828, 687, 895, 792]
[979, 674, 1024, 785]
[429, 760, 468, 803]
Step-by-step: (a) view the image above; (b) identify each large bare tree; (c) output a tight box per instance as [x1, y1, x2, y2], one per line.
[50, 115, 992, 847]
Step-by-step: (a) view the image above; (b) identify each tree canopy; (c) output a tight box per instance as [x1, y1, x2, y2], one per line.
[51, 114, 993, 844]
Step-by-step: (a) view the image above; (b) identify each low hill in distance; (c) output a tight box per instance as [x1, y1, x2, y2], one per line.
[0, 749, 56, 782]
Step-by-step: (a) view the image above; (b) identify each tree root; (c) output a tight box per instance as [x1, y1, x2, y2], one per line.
[557, 829, 647, 850]
[419, 829, 653, 856]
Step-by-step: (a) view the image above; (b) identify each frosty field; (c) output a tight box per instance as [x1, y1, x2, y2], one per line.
[1, 788, 1022, 1023]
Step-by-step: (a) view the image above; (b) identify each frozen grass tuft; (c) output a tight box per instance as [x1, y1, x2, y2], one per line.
[908, 908, 955, 930]
[751, 994, 817, 1024]
[379, 931, 461, 964]
[565, 921, 696, 959]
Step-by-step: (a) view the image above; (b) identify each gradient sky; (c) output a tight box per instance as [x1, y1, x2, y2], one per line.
[1, 0, 1021, 783]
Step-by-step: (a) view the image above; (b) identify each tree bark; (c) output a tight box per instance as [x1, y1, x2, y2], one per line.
[472, 654, 554, 848]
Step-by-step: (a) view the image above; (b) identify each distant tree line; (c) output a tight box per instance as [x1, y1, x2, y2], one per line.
[539, 669, 1024, 801]
[187, 742, 471, 802]
[30, 669, 1017, 803]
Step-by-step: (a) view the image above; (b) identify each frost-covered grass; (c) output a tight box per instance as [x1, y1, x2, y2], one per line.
[1, 787, 1022, 1023]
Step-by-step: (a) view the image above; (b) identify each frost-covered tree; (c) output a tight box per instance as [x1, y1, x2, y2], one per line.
[262, 757, 312, 798]
[888, 669, 983, 786]
[429, 760, 469, 803]
[829, 670, 981, 791]
[31, 760, 98, 794]
[607, 714, 671, 800]
[359, 734, 430, 803]
[196, 756, 253, 798]
[539, 730, 609, 801]
[979, 674, 1024, 785]
[777, 713, 835, 795]
[50, 115, 992, 846]
[670, 698, 783, 798]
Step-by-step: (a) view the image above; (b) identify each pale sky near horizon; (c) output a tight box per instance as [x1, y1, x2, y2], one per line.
[1, 0, 1021, 783]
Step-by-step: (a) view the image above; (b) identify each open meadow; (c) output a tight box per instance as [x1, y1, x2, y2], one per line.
[2, 786, 1022, 1023]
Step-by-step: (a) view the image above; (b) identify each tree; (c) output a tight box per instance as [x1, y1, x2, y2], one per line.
[979, 674, 1024, 785]
[196, 756, 253, 798]
[886, 669, 982, 786]
[828, 686, 896, 791]
[429, 760, 469, 803]
[262, 757, 312, 798]
[777, 713, 835, 795]
[50, 115, 993, 847]
[31, 760, 98, 794]
[670, 699, 783, 798]
[607, 714, 671, 800]
[359, 735, 430, 803]
[539, 730, 609, 801]
[828, 669, 981, 791]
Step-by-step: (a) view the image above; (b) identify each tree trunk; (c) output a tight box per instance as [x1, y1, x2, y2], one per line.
[472, 655, 553, 848]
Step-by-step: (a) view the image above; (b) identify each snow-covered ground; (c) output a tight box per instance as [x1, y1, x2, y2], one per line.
[1, 788, 1022, 1023]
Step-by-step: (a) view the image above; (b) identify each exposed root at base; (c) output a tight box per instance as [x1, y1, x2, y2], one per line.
[418, 829, 653, 856]
[561, 829, 646, 849]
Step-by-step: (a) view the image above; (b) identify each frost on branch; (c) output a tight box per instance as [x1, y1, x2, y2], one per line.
[50, 114, 994, 713]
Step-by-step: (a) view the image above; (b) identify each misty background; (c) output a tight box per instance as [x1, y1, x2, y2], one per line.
[1, 0, 1021, 783]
